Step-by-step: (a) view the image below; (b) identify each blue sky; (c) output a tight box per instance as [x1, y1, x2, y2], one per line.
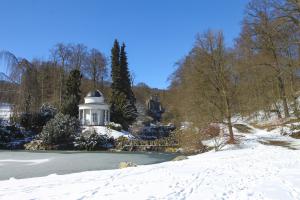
[0, 0, 248, 89]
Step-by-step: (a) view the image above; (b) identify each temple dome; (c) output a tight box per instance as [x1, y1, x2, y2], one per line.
[86, 90, 102, 97]
[84, 90, 105, 104]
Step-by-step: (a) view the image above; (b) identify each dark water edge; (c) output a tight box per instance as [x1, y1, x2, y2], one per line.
[0, 150, 178, 180]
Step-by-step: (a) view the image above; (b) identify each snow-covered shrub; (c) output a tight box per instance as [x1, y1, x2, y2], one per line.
[0, 120, 29, 148]
[106, 122, 122, 131]
[18, 113, 33, 131]
[35, 103, 57, 132]
[39, 113, 79, 145]
[74, 129, 114, 150]
[17, 104, 58, 133]
[0, 127, 11, 143]
[40, 103, 57, 121]
[18, 113, 44, 133]
[0, 119, 4, 127]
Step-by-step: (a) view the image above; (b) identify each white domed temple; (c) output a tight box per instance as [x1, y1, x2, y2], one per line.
[79, 90, 110, 126]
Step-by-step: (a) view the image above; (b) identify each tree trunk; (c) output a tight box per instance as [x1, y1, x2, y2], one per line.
[101, 76, 104, 91]
[224, 92, 235, 143]
[292, 97, 300, 118]
[59, 72, 63, 108]
[290, 74, 300, 119]
[277, 75, 290, 118]
[93, 76, 96, 90]
[227, 115, 234, 144]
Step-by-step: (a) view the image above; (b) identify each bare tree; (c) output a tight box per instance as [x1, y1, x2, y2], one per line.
[274, 0, 300, 27]
[69, 44, 88, 71]
[242, 0, 295, 118]
[166, 31, 239, 143]
[85, 48, 107, 89]
[50, 43, 71, 108]
[18, 59, 41, 113]
[192, 31, 238, 143]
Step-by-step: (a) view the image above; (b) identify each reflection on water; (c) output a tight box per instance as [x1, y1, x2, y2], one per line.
[0, 151, 177, 180]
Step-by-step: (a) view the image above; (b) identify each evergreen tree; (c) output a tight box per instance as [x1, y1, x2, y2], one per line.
[39, 113, 79, 145]
[111, 92, 137, 130]
[62, 69, 82, 118]
[120, 43, 136, 106]
[111, 39, 121, 92]
[110, 40, 137, 130]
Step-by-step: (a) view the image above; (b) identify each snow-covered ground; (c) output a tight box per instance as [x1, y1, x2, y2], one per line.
[82, 126, 134, 139]
[1, 125, 300, 199]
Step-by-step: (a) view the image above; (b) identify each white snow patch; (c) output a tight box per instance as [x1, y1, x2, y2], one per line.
[82, 126, 134, 139]
[0, 159, 50, 165]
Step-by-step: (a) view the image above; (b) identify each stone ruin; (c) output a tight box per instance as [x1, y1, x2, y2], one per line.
[130, 94, 176, 140]
[146, 94, 165, 122]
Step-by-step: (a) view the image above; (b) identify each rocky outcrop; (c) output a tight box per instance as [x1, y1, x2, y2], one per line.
[24, 140, 46, 150]
[138, 124, 176, 140]
[172, 155, 188, 161]
[119, 161, 137, 169]
[24, 140, 74, 150]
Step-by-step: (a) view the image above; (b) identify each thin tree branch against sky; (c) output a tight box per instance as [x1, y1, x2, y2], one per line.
[0, 0, 249, 89]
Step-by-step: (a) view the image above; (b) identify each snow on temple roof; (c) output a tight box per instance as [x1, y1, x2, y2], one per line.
[86, 90, 102, 97]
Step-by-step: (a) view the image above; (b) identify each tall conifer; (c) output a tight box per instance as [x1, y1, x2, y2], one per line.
[120, 43, 136, 107]
[62, 69, 82, 118]
[111, 39, 121, 92]
[110, 40, 137, 130]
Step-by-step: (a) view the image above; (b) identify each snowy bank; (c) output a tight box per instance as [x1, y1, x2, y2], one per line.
[1, 125, 300, 199]
[82, 126, 134, 139]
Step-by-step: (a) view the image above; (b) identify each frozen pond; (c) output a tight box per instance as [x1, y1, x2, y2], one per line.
[0, 151, 177, 180]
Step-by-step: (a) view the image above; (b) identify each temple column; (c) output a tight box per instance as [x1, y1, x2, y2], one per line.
[98, 109, 100, 125]
[83, 109, 85, 125]
[104, 110, 106, 125]
[90, 109, 92, 126]
[100, 109, 104, 126]
[104, 110, 107, 124]
[107, 110, 110, 122]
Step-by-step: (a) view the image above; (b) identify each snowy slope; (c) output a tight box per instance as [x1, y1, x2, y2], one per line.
[0, 126, 300, 199]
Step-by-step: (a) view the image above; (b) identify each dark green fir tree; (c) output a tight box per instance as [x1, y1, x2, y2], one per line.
[111, 39, 121, 92]
[120, 43, 137, 106]
[62, 69, 82, 118]
[110, 40, 137, 130]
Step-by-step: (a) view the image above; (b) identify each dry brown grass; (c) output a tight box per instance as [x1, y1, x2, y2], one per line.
[251, 118, 300, 132]
[233, 124, 253, 133]
[250, 123, 280, 132]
